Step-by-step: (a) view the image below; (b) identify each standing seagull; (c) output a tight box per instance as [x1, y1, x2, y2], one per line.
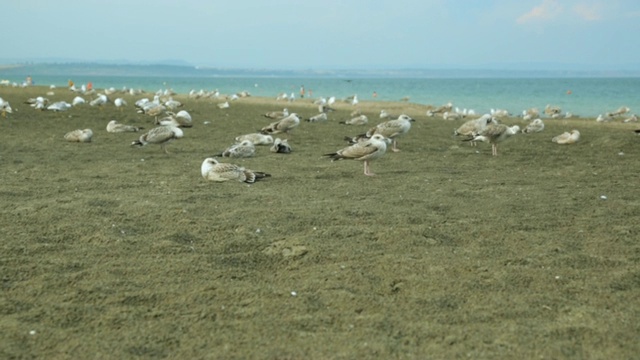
[453, 114, 497, 146]
[114, 98, 127, 111]
[324, 134, 389, 176]
[201, 158, 270, 183]
[260, 113, 301, 135]
[131, 125, 184, 154]
[347, 114, 415, 152]
[465, 123, 520, 156]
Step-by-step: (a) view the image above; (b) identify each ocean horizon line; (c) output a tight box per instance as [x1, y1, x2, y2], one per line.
[2, 62, 640, 79]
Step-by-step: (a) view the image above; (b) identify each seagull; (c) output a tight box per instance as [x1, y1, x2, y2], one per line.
[442, 111, 462, 120]
[135, 98, 150, 108]
[106, 120, 143, 133]
[339, 114, 368, 125]
[490, 108, 510, 118]
[318, 103, 336, 113]
[432, 102, 453, 115]
[136, 98, 167, 117]
[131, 125, 184, 153]
[623, 114, 638, 123]
[89, 94, 108, 107]
[234, 133, 274, 145]
[64, 129, 93, 143]
[174, 110, 193, 127]
[201, 157, 270, 183]
[47, 101, 72, 112]
[544, 104, 562, 117]
[453, 114, 497, 146]
[552, 130, 580, 144]
[155, 110, 193, 128]
[270, 138, 292, 153]
[114, 97, 127, 111]
[72, 96, 86, 106]
[140, 102, 166, 118]
[217, 101, 230, 109]
[324, 134, 389, 176]
[164, 97, 183, 110]
[260, 113, 301, 135]
[465, 123, 520, 156]
[347, 114, 415, 152]
[263, 108, 289, 119]
[0, 97, 12, 116]
[607, 106, 630, 117]
[215, 140, 256, 158]
[522, 108, 540, 121]
[380, 110, 393, 119]
[306, 113, 328, 122]
[522, 118, 545, 134]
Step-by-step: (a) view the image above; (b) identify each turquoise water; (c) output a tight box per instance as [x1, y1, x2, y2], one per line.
[12, 74, 640, 118]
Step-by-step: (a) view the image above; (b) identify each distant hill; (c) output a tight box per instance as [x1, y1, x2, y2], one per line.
[1, 62, 639, 78]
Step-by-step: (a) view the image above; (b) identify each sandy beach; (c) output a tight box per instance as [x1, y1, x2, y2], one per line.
[1, 85, 639, 358]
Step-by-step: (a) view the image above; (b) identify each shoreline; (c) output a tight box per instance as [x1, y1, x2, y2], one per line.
[2, 81, 637, 120]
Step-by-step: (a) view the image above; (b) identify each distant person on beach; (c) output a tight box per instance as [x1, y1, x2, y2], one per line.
[373, 91, 377, 98]
[68, 79, 74, 87]
[25, 76, 33, 86]
[87, 82, 93, 91]
[300, 85, 305, 98]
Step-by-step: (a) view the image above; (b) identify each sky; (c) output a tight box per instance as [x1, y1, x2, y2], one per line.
[4, 0, 640, 70]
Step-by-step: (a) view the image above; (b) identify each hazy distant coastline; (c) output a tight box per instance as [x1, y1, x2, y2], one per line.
[1, 62, 640, 79]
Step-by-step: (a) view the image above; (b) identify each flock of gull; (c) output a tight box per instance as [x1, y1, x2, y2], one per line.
[2, 82, 638, 181]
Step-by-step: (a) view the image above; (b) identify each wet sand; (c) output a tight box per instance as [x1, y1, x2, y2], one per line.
[1, 85, 639, 359]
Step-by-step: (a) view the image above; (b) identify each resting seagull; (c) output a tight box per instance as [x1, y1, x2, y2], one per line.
[64, 129, 93, 143]
[552, 130, 580, 144]
[260, 113, 301, 135]
[263, 108, 289, 119]
[522, 118, 545, 134]
[270, 138, 292, 153]
[131, 125, 184, 153]
[107, 120, 143, 133]
[340, 114, 368, 125]
[234, 133, 274, 145]
[215, 140, 256, 158]
[89, 94, 108, 107]
[201, 158, 270, 183]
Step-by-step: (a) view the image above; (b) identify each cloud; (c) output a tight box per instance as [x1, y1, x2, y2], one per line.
[516, 0, 563, 24]
[572, 3, 602, 20]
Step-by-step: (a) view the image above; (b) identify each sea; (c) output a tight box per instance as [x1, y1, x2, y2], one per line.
[3, 65, 639, 118]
